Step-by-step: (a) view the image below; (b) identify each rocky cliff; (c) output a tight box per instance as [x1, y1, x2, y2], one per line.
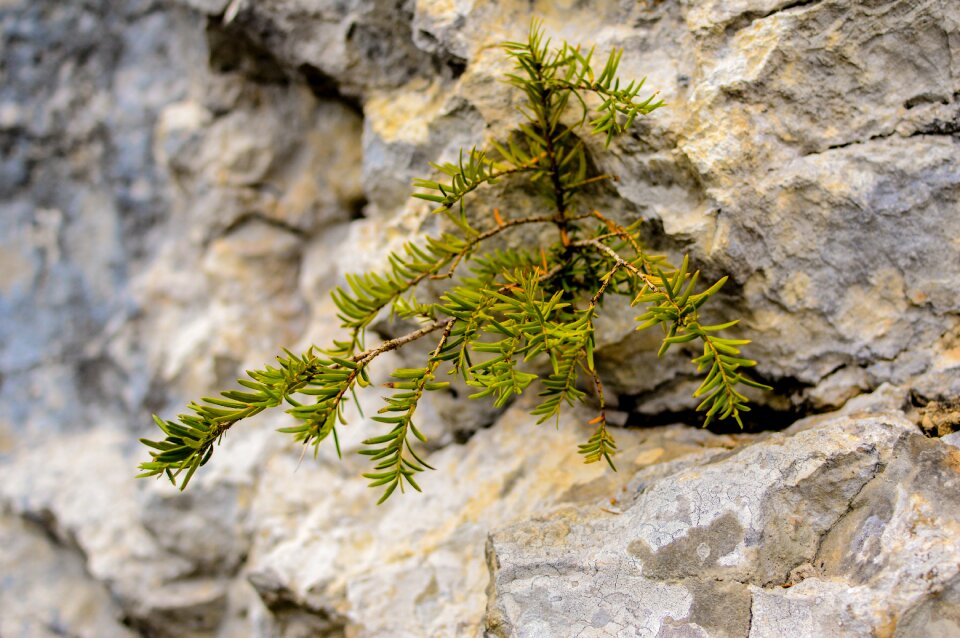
[1, 1, 958, 636]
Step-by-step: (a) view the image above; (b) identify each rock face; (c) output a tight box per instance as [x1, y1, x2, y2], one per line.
[486, 410, 960, 637]
[241, 405, 740, 638]
[0, 514, 138, 638]
[1, 0, 959, 637]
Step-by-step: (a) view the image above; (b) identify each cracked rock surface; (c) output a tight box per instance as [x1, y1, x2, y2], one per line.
[1, 0, 959, 636]
[485, 411, 960, 637]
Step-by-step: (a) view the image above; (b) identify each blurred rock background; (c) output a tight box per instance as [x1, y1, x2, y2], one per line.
[0, 1, 958, 636]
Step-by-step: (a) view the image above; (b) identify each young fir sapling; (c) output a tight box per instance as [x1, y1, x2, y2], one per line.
[138, 21, 770, 503]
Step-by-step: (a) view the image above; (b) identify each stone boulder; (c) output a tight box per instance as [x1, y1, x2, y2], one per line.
[486, 411, 960, 637]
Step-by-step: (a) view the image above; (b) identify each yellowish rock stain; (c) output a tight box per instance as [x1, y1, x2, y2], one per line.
[366, 80, 446, 144]
[932, 324, 960, 371]
[633, 447, 665, 467]
[836, 268, 906, 341]
[781, 271, 813, 309]
[0, 420, 12, 454]
[0, 245, 34, 296]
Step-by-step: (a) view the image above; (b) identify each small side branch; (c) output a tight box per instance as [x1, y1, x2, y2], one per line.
[430, 213, 560, 281]
[352, 318, 454, 365]
[578, 364, 617, 470]
[573, 238, 664, 295]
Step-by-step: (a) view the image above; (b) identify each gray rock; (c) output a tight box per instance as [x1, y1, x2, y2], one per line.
[943, 431, 960, 449]
[182, 0, 439, 97]
[179, 0, 231, 14]
[0, 513, 138, 638]
[485, 413, 960, 637]
[2, 0, 960, 636]
[651, 0, 960, 405]
[241, 403, 738, 638]
[0, 0, 199, 434]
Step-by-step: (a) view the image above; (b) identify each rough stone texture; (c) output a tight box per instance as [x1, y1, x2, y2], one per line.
[241, 405, 739, 638]
[216, 0, 442, 98]
[0, 513, 139, 638]
[294, 0, 960, 409]
[486, 412, 960, 637]
[1, 0, 959, 636]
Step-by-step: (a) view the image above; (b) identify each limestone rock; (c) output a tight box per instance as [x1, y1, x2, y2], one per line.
[485, 412, 960, 637]
[242, 403, 740, 638]
[179, 0, 231, 14]
[916, 397, 960, 437]
[2, 0, 960, 636]
[0, 514, 138, 638]
[181, 0, 440, 97]
[943, 431, 960, 449]
[352, 0, 960, 413]
[0, 426, 233, 637]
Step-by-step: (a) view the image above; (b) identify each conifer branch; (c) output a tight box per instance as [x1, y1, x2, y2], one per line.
[335, 213, 580, 351]
[413, 149, 549, 219]
[139, 19, 768, 500]
[579, 365, 617, 471]
[574, 238, 772, 425]
[360, 320, 455, 503]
